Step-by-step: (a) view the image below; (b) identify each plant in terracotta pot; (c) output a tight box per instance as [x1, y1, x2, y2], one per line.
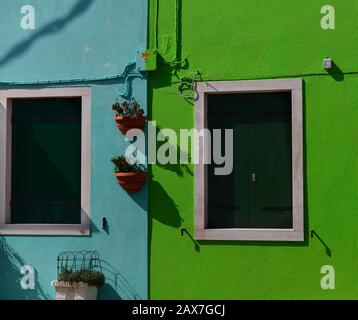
[51, 268, 105, 300]
[111, 156, 147, 193]
[113, 98, 147, 135]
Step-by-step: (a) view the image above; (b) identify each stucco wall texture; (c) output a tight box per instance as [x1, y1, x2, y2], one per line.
[0, 0, 148, 299]
[148, 0, 358, 299]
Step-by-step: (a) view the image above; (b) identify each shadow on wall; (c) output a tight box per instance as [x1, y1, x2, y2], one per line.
[0, 237, 50, 300]
[98, 260, 142, 300]
[147, 178, 185, 299]
[326, 61, 344, 82]
[0, 0, 95, 68]
[129, 125, 187, 227]
[155, 125, 193, 177]
[150, 180, 182, 228]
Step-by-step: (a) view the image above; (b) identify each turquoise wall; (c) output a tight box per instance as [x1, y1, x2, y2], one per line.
[148, 0, 358, 299]
[0, 0, 148, 299]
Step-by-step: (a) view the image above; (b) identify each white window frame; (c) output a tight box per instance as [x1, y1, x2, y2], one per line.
[0, 87, 91, 236]
[194, 79, 304, 241]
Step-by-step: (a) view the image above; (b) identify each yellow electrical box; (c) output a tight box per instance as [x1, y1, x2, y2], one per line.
[136, 50, 157, 72]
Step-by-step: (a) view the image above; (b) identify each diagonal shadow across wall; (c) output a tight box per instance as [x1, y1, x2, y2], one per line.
[98, 260, 142, 300]
[0, 0, 95, 68]
[0, 237, 50, 300]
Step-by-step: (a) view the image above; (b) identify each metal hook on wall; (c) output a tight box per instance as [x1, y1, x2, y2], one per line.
[181, 228, 200, 252]
[116, 61, 144, 97]
[177, 70, 201, 100]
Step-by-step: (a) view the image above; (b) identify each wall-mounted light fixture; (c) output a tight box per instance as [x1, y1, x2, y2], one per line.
[323, 58, 332, 70]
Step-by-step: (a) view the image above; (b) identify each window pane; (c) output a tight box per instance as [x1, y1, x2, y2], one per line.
[11, 98, 81, 224]
[248, 93, 293, 229]
[207, 94, 250, 228]
[207, 92, 292, 229]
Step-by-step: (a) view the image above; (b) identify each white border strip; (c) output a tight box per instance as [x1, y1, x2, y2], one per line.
[194, 79, 304, 241]
[0, 87, 91, 236]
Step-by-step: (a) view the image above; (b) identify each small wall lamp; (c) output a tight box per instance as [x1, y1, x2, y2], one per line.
[323, 58, 332, 70]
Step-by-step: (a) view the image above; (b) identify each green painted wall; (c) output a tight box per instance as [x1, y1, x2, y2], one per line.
[148, 0, 358, 299]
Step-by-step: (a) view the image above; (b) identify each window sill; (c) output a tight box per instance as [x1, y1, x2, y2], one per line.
[0, 224, 90, 236]
[195, 227, 304, 242]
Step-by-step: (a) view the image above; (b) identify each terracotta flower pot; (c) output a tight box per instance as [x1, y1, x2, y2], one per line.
[114, 172, 147, 193]
[114, 116, 147, 135]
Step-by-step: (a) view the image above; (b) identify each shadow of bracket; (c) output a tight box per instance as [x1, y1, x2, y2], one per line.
[311, 230, 332, 257]
[181, 228, 200, 252]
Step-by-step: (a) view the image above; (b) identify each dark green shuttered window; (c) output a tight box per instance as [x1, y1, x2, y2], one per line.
[207, 92, 293, 229]
[11, 98, 82, 224]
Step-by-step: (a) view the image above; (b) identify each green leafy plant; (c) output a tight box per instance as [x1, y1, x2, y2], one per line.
[58, 268, 105, 288]
[112, 98, 145, 119]
[111, 156, 146, 173]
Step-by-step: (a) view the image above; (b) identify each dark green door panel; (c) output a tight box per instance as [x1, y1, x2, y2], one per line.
[248, 93, 293, 228]
[11, 98, 81, 224]
[207, 94, 250, 228]
[206, 92, 293, 229]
